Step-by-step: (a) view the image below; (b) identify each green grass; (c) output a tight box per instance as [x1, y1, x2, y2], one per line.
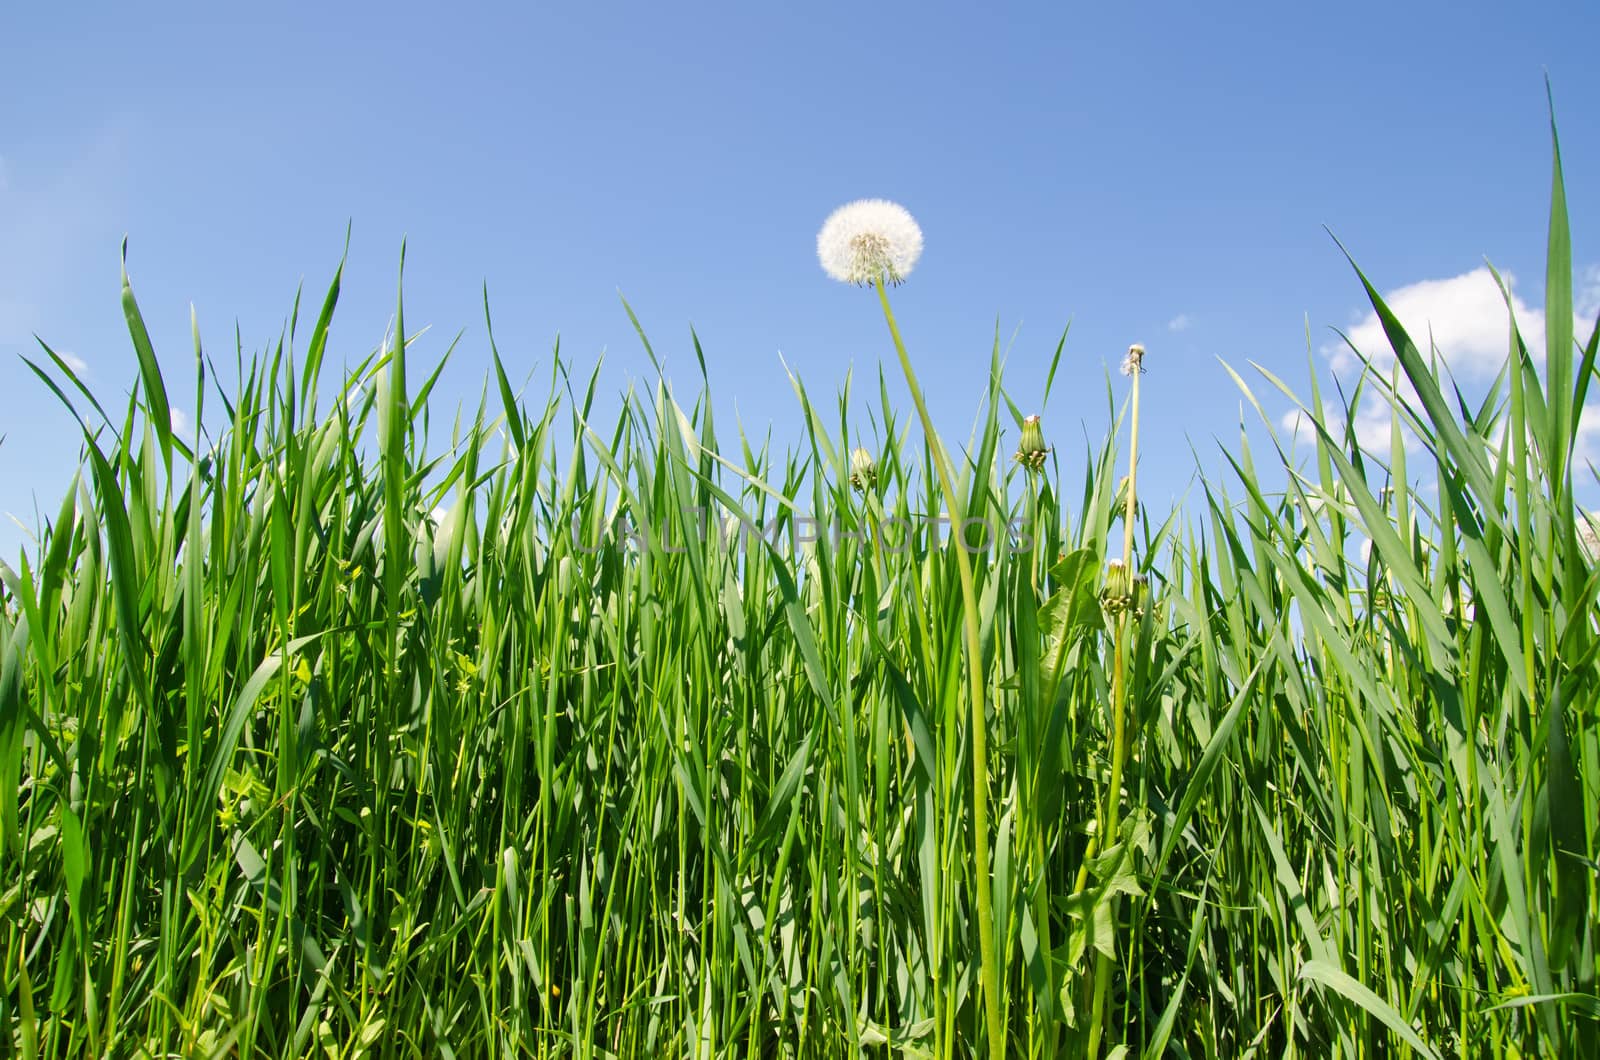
[1, 116, 1597, 1058]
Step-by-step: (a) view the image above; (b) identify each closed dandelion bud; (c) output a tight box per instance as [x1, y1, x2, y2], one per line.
[1016, 414, 1050, 471]
[1101, 559, 1131, 614]
[849, 446, 878, 492]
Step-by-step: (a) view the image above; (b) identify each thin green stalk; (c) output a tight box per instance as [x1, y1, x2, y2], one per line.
[1026, 479, 1041, 598]
[1087, 349, 1143, 1057]
[874, 276, 1004, 1060]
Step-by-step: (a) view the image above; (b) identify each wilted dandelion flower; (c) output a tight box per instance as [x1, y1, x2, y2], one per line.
[817, 199, 923, 285]
[1120, 343, 1146, 376]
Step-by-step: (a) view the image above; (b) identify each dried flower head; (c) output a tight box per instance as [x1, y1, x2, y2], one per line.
[817, 199, 924, 286]
[1120, 343, 1146, 376]
[1015, 414, 1050, 471]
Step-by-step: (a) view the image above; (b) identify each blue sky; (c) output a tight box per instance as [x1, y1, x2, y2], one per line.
[3, 3, 1598, 560]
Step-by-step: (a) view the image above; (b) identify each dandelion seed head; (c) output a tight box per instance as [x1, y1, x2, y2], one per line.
[817, 199, 923, 286]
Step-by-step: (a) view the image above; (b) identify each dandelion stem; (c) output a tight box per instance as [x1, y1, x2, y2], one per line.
[875, 276, 1005, 1060]
[1110, 361, 1142, 868]
[1026, 482, 1041, 597]
[1087, 352, 1143, 1056]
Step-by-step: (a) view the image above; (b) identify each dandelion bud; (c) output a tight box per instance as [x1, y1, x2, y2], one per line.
[1120, 343, 1146, 376]
[1099, 559, 1149, 616]
[1015, 414, 1050, 471]
[1101, 559, 1131, 614]
[849, 446, 879, 493]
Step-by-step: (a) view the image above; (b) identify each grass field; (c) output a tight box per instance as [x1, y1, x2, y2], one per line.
[1, 117, 1597, 1058]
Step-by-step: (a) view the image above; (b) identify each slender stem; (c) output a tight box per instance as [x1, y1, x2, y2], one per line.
[1027, 480, 1040, 597]
[1024, 471, 1056, 1054]
[1108, 362, 1142, 862]
[1087, 360, 1143, 1056]
[875, 277, 1005, 1060]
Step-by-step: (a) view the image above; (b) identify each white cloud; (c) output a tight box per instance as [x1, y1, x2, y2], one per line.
[1279, 401, 1398, 454]
[1328, 265, 1600, 380]
[1579, 265, 1600, 323]
[1309, 265, 1600, 460]
[1350, 401, 1407, 454]
[170, 407, 193, 439]
[1279, 404, 1344, 440]
[1168, 313, 1192, 332]
[1329, 268, 1538, 378]
[1577, 403, 1600, 471]
[58, 350, 88, 375]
